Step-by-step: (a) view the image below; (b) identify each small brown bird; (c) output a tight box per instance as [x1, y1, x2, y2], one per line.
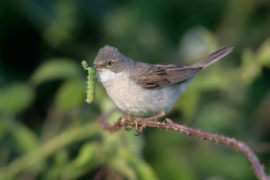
[92, 45, 233, 118]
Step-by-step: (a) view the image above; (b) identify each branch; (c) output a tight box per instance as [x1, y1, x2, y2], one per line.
[98, 114, 270, 180]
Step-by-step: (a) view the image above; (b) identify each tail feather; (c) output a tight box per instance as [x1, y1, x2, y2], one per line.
[191, 46, 233, 69]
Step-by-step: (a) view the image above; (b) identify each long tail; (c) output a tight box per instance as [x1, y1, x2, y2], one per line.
[191, 46, 233, 69]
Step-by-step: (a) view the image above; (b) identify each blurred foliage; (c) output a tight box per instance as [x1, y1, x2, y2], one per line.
[1, 0, 270, 179]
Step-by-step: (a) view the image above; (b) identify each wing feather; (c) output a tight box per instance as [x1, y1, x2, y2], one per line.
[130, 46, 233, 89]
[131, 63, 201, 89]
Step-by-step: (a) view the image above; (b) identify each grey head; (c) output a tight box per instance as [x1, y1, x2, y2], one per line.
[92, 45, 135, 73]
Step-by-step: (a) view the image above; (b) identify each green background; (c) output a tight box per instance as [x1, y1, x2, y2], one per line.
[1, 0, 270, 179]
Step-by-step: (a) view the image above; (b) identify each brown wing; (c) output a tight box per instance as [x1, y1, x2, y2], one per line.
[131, 46, 233, 89]
[131, 63, 202, 89]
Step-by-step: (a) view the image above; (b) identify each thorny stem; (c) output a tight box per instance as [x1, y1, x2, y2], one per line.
[98, 114, 270, 180]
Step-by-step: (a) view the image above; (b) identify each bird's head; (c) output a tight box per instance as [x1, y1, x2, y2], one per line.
[92, 45, 133, 83]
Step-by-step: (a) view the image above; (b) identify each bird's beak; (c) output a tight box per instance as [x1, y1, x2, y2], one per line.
[92, 64, 105, 71]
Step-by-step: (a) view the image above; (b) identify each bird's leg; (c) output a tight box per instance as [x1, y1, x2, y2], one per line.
[134, 112, 166, 135]
[124, 114, 133, 121]
[147, 111, 166, 121]
[134, 118, 144, 136]
[122, 114, 133, 131]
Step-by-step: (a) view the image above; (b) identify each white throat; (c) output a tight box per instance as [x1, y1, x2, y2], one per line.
[97, 69, 124, 84]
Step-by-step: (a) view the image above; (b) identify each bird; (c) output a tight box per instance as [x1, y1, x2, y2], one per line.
[92, 45, 233, 119]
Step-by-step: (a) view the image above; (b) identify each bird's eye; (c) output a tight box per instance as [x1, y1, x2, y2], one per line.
[107, 60, 113, 66]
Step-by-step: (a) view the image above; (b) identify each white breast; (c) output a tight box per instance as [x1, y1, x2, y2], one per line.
[96, 69, 124, 83]
[97, 69, 188, 117]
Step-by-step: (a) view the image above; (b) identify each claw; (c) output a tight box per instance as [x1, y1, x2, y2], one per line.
[134, 118, 144, 136]
[132, 112, 166, 136]
[134, 126, 143, 136]
[125, 125, 133, 131]
[134, 131, 141, 136]
[134, 118, 140, 131]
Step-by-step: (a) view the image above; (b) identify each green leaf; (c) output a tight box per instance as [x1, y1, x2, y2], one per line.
[61, 142, 99, 179]
[257, 38, 270, 67]
[0, 83, 34, 114]
[12, 124, 38, 153]
[74, 142, 98, 166]
[110, 157, 137, 180]
[240, 49, 261, 84]
[55, 80, 85, 113]
[31, 59, 82, 85]
[119, 149, 159, 180]
[42, 151, 69, 180]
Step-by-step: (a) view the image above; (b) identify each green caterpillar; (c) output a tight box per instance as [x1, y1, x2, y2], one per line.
[81, 60, 96, 104]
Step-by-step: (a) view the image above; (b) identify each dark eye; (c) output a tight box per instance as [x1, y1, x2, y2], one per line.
[107, 60, 113, 66]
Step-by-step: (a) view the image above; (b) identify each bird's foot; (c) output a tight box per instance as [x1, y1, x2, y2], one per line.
[122, 114, 133, 131]
[134, 112, 166, 135]
[134, 118, 145, 136]
[124, 114, 133, 121]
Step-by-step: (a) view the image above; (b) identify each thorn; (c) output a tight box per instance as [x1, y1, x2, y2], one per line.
[165, 118, 173, 124]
